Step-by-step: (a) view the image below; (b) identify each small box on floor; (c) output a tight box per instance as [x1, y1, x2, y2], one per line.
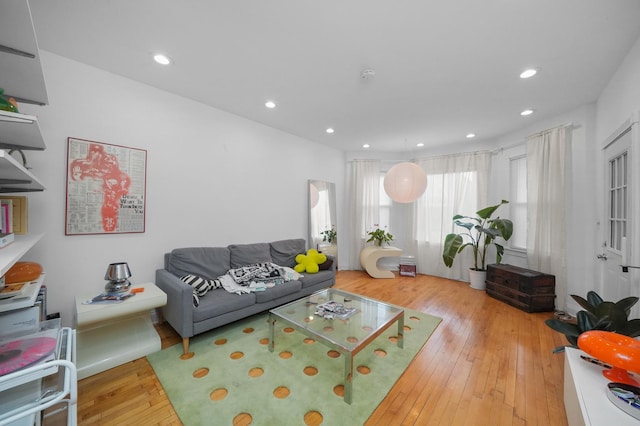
[399, 256, 416, 277]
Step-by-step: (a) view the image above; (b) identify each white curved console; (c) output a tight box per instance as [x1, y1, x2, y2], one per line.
[360, 246, 403, 278]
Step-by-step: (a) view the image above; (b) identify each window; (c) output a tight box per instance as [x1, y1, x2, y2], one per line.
[379, 174, 392, 232]
[609, 151, 627, 251]
[509, 156, 527, 250]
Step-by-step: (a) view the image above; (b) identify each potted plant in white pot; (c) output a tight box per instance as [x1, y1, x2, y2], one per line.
[442, 200, 513, 289]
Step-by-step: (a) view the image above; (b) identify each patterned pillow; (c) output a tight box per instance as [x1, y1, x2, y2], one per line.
[180, 274, 221, 306]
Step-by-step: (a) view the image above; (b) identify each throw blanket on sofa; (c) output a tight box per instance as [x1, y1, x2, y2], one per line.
[228, 263, 286, 286]
[182, 263, 302, 304]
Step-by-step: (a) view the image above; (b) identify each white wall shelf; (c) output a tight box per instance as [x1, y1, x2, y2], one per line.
[0, 150, 44, 192]
[0, 110, 46, 151]
[0, 0, 48, 105]
[0, 233, 43, 277]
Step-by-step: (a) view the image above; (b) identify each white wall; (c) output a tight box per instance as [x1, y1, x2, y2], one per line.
[19, 51, 345, 327]
[593, 34, 640, 314]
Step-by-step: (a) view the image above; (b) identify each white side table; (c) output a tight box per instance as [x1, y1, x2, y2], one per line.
[564, 346, 639, 425]
[360, 246, 403, 278]
[74, 282, 167, 380]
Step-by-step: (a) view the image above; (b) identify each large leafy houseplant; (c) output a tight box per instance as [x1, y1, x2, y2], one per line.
[442, 200, 513, 271]
[545, 291, 640, 352]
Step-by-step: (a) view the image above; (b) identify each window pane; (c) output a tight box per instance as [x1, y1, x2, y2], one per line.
[509, 156, 527, 250]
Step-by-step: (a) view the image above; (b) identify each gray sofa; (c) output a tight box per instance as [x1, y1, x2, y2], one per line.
[155, 238, 335, 355]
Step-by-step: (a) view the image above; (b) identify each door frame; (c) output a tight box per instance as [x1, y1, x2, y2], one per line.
[601, 113, 640, 316]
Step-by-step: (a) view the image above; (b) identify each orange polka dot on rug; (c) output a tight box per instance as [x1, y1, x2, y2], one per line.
[233, 413, 252, 426]
[249, 367, 263, 377]
[210, 388, 227, 401]
[303, 366, 318, 376]
[273, 386, 290, 398]
[333, 384, 344, 397]
[304, 410, 323, 426]
[192, 367, 209, 378]
[357, 365, 371, 375]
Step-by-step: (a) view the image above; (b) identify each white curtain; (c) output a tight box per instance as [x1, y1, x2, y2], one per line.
[410, 152, 490, 281]
[526, 126, 568, 310]
[347, 160, 381, 270]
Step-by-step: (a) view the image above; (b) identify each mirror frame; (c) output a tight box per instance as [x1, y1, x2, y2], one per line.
[308, 179, 337, 258]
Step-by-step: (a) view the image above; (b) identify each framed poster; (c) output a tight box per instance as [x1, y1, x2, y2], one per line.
[65, 137, 147, 235]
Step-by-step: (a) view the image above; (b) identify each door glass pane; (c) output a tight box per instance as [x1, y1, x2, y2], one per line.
[609, 152, 628, 251]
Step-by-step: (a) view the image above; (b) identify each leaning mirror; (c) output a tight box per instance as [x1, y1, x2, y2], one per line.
[308, 180, 337, 260]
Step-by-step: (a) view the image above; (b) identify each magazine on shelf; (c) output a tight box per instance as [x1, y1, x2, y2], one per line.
[0, 232, 14, 248]
[315, 300, 358, 319]
[82, 292, 135, 305]
[0, 282, 28, 300]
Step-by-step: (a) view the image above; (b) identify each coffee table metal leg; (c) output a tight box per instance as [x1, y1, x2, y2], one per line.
[344, 351, 354, 404]
[268, 314, 275, 352]
[397, 313, 404, 349]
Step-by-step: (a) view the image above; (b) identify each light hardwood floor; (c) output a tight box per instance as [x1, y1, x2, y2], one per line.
[67, 271, 568, 425]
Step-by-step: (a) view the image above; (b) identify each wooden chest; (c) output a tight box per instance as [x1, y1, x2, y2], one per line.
[485, 264, 555, 313]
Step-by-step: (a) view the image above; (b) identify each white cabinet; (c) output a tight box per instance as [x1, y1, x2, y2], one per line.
[0, 327, 77, 426]
[564, 347, 639, 425]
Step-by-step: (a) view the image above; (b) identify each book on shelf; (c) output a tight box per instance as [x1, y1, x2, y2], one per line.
[0, 232, 14, 248]
[82, 292, 135, 305]
[0, 196, 27, 234]
[0, 199, 12, 234]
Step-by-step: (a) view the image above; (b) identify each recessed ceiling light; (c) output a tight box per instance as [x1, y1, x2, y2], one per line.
[265, 101, 276, 109]
[520, 68, 538, 79]
[363, 144, 370, 149]
[520, 109, 534, 116]
[326, 128, 335, 134]
[153, 54, 171, 65]
[466, 133, 476, 139]
[416, 142, 424, 147]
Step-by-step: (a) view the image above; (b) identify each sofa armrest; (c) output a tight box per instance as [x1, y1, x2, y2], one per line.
[155, 269, 194, 338]
[326, 255, 337, 273]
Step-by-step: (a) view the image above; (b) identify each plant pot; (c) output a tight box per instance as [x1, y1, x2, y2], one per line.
[469, 269, 487, 290]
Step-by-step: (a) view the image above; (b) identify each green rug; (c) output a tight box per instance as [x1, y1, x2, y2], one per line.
[147, 303, 441, 425]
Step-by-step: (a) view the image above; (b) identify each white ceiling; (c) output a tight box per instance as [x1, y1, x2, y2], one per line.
[26, 0, 640, 152]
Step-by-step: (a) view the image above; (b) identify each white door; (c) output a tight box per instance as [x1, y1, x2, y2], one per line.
[601, 120, 637, 316]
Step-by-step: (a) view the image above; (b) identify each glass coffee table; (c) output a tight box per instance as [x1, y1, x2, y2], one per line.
[268, 288, 404, 404]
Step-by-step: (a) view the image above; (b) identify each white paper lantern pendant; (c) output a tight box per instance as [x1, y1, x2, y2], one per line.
[383, 162, 427, 203]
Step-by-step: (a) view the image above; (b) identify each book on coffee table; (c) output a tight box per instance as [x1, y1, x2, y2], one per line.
[315, 300, 357, 319]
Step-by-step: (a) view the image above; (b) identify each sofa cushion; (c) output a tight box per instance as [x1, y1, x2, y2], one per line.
[193, 289, 257, 322]
[167, 247, 230, 279]
[270, 239, 306, 268]
[228, 243, 272, 268]
[299, 270, 334, 288]
[180, 274, 222, 307]
[255, 280, 302, 303]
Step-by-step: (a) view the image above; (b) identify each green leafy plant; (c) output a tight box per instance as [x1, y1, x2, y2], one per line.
[442, 200, 513, 271]
[320, 226, 337, 244]
[545, 291, 640, 353]
[367, 225, 393, 246]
